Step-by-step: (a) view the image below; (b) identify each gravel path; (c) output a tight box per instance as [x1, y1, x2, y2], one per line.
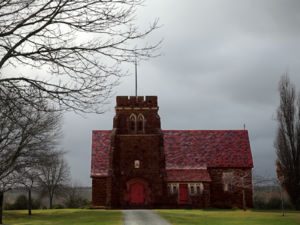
[123, 210, 172, 225]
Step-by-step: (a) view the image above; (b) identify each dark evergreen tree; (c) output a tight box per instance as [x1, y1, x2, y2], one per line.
[275, 74, 300, 209]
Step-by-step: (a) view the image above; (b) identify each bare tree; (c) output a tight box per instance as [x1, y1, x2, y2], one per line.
[0, 172, 19, 224]
[38, 151, 70, 209]
[253, 172, 285, 215]
[0, 90, 61, 180]
[0, 89, 61, 224]
[275, 74, 300, 209]
[222, 170, 253, 210]
[64, 182, 88, 208]
[18, 167, 42, 215]
[0, 0, 160, 113]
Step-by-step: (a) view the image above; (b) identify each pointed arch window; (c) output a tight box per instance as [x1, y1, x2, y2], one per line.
[222, 172, 233, 192]
[137, 113, 146, 133]
[167, 183, 178, 194]
[134, 160, 140, 168]
[189, 183, 204, 195]
[129, 113, 137, 132]
[196, 183, 204, 194]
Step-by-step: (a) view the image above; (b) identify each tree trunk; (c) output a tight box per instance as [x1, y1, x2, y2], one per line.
[49, 195, 53, 209]
[242, 189, 246, 211]
[0, 191, 4, 224]
[28, 189, 32, 215]
[280, 186, 284, 216]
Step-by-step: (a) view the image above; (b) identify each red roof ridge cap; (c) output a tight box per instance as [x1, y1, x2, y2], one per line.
[163, 129, 248, 132]
[167, 168, 208, 170]
[92, 130, 111, 132]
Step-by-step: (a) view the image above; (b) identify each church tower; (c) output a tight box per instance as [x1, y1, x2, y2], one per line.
[106, 96, 167, 208]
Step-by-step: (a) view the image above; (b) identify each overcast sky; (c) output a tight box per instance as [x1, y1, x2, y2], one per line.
[61, 0, 300, 186]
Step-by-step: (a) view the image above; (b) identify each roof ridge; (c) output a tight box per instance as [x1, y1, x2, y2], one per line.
[163, 129, 248, 132]
[92, 130, 111, 132]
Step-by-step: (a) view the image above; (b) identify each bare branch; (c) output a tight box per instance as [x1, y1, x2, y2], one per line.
[38, 151, 70, 209]
[0, 0, 161, 113]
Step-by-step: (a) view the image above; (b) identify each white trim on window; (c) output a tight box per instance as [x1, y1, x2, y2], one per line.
[168, 183, 179, 194]
[188, 183, 204, 195]
[134, 160, 140, 168]
[222, 172, 233, 192]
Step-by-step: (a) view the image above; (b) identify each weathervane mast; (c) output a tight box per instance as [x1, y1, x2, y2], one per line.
[135, 56, 137, 100]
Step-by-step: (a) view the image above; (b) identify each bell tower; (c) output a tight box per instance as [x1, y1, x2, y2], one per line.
[107, 96, 167, 208]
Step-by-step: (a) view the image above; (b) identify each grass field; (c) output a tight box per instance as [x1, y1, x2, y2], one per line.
[2, 209, 300, 225]
[156, 209, 300, 225]
[3, 209, 123, 225]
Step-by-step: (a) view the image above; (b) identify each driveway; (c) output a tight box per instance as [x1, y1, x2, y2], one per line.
[123, 210, 172, 225]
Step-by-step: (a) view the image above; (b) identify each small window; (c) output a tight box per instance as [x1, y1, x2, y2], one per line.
[222, 172, 233, 192]
[190, 185, 195, 194]
[129, 114, 137, 132]
[168, 183, 178, 194]
[189, 184, 198, 195]
[134, 160, 140, 168]
[137, 120, 143, 131]
[130, 121, 135, 130]
[172, 185, 177, 193]
[168, 184, 172, 194]
[195, 183, 204, 194]
[224, 183, 229, 192]
[137, 114, 145, 132]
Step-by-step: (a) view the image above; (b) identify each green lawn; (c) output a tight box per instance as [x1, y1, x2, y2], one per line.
[3, 209, 300, 225]
[156, 210, 300, 225]
[3, 209, 123, 225]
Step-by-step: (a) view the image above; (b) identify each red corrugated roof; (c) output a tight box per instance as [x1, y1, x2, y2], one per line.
[167, 169, 211, 182]
[163, 130, 253, 169]
[91, 130, 110, 177]
[91, 130, 253, 179]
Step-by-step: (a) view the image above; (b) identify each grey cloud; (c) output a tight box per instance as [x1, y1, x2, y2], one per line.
[60, 0, 300, 185]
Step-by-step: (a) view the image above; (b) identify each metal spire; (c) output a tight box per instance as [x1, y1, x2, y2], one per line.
[135, 56, 137, 99]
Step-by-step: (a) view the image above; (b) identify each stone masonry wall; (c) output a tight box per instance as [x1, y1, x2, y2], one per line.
[190, 183, 211, 208]
[165, 182, 211, 208]
[107, 96, 167, 208]
[92, 177, 107, 207]
[209, 168, 253, 208]
[109, 134, 167, 208]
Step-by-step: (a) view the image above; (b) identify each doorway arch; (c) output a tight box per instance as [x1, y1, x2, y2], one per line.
[126, 178, 150, 206]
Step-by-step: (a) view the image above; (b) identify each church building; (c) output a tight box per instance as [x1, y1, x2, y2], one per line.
[91, 96, 253, 208]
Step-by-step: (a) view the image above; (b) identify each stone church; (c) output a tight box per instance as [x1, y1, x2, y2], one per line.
[91, 96, 253, 208]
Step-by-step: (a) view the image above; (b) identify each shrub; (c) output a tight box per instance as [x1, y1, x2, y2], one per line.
[81, 200, 92, 209]
[65, 197, 90, 209]
[283, 200, 294, 210]
[32, 199, 42, 209]
[266, 197, 281, 209]
[266, 197, 295, 210]
[4, 194, 43, 210]
[53, 203, 65, 209]
[4, 202, 15, 210]
[254, 196, 266, 209]
[13, 195, 28, 210]
[211, 201, 233, 209]
[254, 196, 295, 210]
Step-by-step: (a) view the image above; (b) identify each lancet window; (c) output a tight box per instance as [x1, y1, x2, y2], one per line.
[137, 113, 146, 133]
[128, 113, 137, 132]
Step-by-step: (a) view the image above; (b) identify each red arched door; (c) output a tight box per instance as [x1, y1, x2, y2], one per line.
[179, 184, 188, 204]
[130, 182, 145, 205]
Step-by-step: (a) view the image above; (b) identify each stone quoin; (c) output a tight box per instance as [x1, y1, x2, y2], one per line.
[91, 96, 254, 208]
